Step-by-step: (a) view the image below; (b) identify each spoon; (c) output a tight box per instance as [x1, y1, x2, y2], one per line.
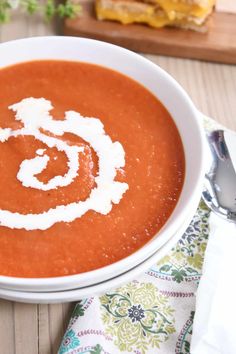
[202, 129, 236, 223]
[192, 130, 236, 354]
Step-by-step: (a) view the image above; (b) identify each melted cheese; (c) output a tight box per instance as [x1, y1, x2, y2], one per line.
[157, 0, 215, 20]
[96, 0, 215, 28]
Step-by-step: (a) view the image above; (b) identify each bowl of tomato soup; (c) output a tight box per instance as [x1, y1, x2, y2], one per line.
[0, 37, 204, 292]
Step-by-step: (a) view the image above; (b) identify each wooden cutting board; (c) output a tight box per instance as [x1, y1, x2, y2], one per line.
[64, 0, 236, 64]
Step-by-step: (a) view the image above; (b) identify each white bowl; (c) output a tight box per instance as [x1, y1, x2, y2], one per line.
[0, 204, 197, 303]
[0, 36, 205, 292]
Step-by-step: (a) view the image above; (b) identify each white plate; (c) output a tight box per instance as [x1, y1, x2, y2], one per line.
[0, 203, 199, 303]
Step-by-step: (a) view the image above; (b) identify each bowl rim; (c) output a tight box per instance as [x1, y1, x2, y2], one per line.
[0, 36, 205, 290]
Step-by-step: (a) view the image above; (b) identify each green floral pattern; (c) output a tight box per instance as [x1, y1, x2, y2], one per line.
[175, 311, 195, 354]
[59, 200, 212, 354]
[100, 282, 175, 353]
[90, 344, 103, 354]
[147, 201, 210, 283]
[58, 329, 80, 354]
[67, 298, 93, 329]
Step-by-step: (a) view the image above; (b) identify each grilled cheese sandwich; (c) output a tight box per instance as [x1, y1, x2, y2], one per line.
[95, 0, 216, 30]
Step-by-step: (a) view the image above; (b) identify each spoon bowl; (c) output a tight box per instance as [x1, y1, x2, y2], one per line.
[202, 129, 236, 223]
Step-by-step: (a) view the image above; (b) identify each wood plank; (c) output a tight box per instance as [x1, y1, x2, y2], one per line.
[38, 305, 52, 354]
[13, 303, 38, 354]
[49, 304, 65, 354]
[64, 0, 236, 64]
[0, 300, 15, 354]
[0, 11, 56, 42]
[48, 303, 74, 354]
[62, 302, 75, 332]
[0, 12, 28, 42]
[145, 55, 236, 130]
[38, 302, 74, 354]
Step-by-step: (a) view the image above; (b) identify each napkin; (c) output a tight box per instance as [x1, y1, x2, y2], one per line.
[191, 214, 236, 354]
[58, 116, 235, 354]
[58, 200, 211, 354]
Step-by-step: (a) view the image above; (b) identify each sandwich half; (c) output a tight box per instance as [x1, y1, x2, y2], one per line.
[95, 0, 216, 30]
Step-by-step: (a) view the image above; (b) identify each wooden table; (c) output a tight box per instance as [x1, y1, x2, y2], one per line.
[0, 12, 235, 354]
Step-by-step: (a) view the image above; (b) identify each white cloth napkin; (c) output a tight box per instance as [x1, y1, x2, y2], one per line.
[191, 213, 236, 354]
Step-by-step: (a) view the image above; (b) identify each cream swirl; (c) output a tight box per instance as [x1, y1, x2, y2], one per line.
[0, 98, 129, 231]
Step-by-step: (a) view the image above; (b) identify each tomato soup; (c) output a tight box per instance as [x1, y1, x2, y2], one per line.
[0, 60, 184, 277]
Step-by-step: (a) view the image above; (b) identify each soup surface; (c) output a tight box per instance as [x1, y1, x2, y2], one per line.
[0, 60, 184, 277]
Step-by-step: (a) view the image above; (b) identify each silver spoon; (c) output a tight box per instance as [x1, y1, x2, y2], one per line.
[202, 129, 236, 223]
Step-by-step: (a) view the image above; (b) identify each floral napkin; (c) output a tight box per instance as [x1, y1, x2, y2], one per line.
[58, 201, 210, 354]
[58, 116, 224, 354]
